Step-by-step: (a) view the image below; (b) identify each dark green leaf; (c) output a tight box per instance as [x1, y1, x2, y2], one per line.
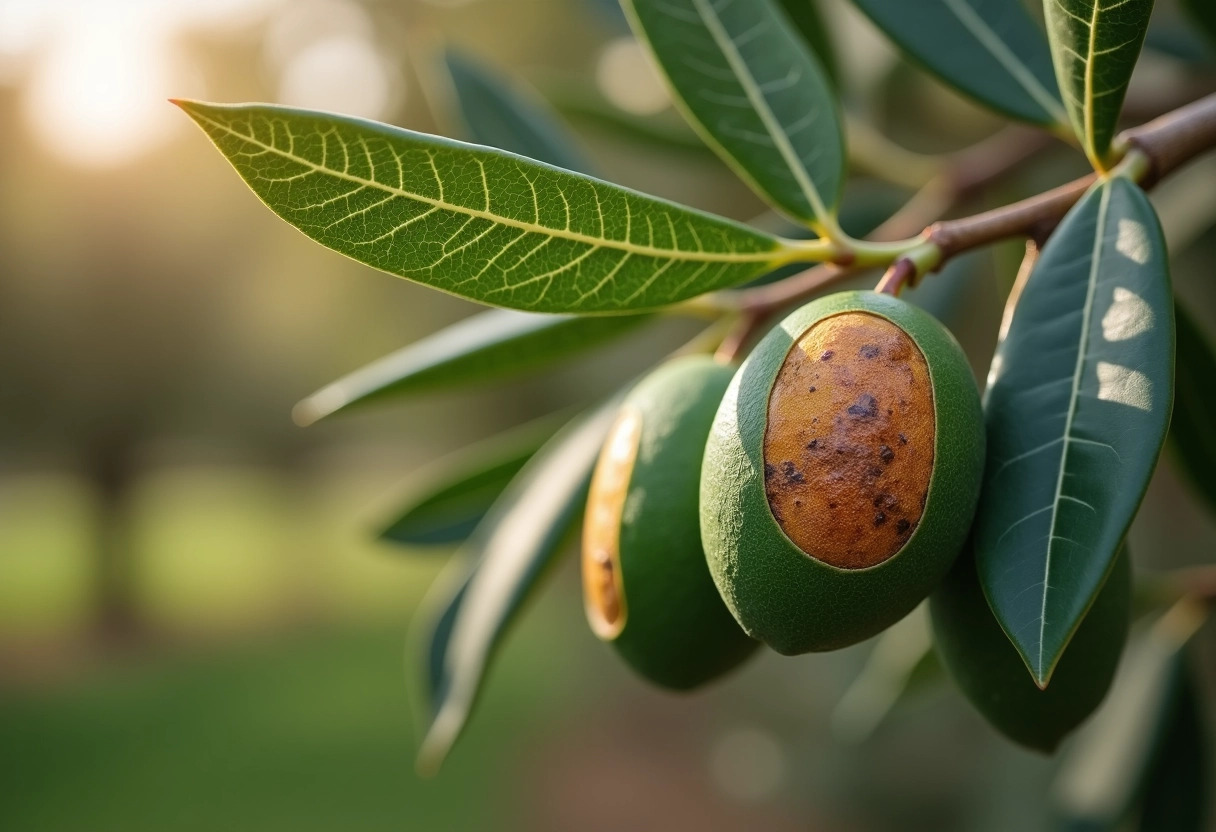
[776, 0, 839, 84]
[1169, 301, 1216, 515]
[622, 0, 844, 230]
[1181, 0, 1216, 49]
[975, 176, 1174, 686]
[441, 49, 595, 175]
[851, 0, 1067, 126]
[379, 415, 565, 547]
[176, 101, 815, 314]
[293, 309, 649, 424]
[414, 403, 617, 773]
[1054, 602, 1209, 829]
[1045, 0, 1155, 167]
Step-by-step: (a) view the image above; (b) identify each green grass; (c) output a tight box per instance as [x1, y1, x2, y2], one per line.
[0, 613, 586, 832]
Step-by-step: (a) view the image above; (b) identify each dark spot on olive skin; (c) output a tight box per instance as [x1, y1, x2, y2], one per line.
[808, 386, 816, 393]
[764, 463, 777, 480]
[781, 461, 804, 484]
[879, 445, 895, 463]
[820, 350, 834, 361]
[868, 466, 883, 477]
[847, 394, 879, 418]
[899, 433, 908, 445]
[829, 502, 838, 509]
[807, 439, 820, 449]
[896, 519, 911, 534]
[859, 344, 880, 359]
[794, 499, 802, 507]
[874, 511, 887, 526]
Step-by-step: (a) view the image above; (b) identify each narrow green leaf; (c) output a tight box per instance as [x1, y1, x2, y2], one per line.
[622, 0, 845, 229]
[1181, 0, 1216, 49]
[776, 0, 839, 84]
[974, 176, 1174, 686]
[1045, 0, 1155, 167]
[1054, 601, 1209, 828]
[851, 0, 1067, 126]
[441, 49, 595, 175]
[379, 415, 565, 547]
[414, 403, 617, 773]
[1168, 301, 1216, 515]
[176, 101, 812, 314]
[293, 309, 649, 424]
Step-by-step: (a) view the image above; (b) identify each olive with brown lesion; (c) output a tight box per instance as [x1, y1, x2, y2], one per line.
[762, 311, 936, 570]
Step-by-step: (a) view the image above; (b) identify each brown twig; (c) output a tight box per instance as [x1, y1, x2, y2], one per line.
[709, 92, 1216, 358]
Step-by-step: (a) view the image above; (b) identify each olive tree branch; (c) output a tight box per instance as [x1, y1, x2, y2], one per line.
[708, 91, 1216, 352]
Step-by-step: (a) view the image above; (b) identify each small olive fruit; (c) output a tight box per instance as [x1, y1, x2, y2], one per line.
[583, 355, 758, 690]
[700, 291, 985, 654]
[930, 543, 1129, 752]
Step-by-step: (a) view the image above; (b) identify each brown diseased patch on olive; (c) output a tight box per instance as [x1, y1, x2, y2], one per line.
[582, 407, 641, 639]
[763, 312, 935, 569]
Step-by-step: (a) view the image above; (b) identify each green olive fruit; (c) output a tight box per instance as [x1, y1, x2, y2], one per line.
[700, 291, 985, 654]
[929, 542, 1129, 753]
[583, 355, 758, 690]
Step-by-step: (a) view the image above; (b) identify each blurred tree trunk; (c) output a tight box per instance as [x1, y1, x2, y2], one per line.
[85, 426, 141, 641]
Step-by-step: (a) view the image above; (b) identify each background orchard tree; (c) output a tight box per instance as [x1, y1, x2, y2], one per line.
[175, 0, 1216, 825]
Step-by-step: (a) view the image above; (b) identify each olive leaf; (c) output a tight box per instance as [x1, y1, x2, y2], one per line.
[414, 402, 617, 774]
[293, 310, 649, 424]
[441, 48, 595, 175]
[974, 176, 1174, 686]
[1168, 301, 1216, 515]
[379, 414, 567, 547]
[1044, 0, 1155, 168]
[850, 0, 1067, 126]
[622, 0, 844, 230]
[176, 101, 813, 314]
[1053, 601, 1209, 828]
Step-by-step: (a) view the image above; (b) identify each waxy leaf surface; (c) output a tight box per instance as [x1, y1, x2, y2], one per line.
[851, 0, 1066, 126]
[177, 101, 801, 313]
[294, 309, 648, 424]
[1045, 0, 1155, 166]
[623, 0, 844, 228]
[414, 403, 616, 772]
[975, 176, 1173, 685]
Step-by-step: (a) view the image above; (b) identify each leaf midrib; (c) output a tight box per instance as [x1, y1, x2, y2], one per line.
[189, 106, 791, 265]
[689, 0, 833, 225]
[939, 0, 1068, 125]
[1084, 0, 1101, 165]
[1038, 181, 1111, 679]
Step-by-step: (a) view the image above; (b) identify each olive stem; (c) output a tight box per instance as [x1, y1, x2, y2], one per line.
[709, 91, 1216, 351]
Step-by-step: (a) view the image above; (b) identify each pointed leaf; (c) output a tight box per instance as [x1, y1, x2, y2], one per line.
[294, 309, 649, 424]
[379, 415, 565, 547]
[176, 101, 811, 313]
[622, 0, 844, 229]
[975, 176, 1174, 685]
[1168, 301, 1216, 515]
[1045, 0, 1155, 167]
[441, 49, 595, 175]
[851, 0, 1067, 126]
[414, 402, 617, 773]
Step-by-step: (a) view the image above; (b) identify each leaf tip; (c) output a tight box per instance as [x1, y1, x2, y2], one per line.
[292, 387, 346, 427]
[414, 706, 463, 778]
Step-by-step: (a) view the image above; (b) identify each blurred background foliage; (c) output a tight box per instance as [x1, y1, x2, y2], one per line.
[0, 0, 1214, 829]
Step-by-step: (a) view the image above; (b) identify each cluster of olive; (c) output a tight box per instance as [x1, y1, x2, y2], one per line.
[581, 291, 1126, 752]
